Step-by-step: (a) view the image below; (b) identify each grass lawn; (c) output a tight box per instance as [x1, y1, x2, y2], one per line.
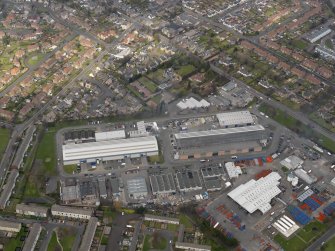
[0, 128, 10, 159]
[310, 113, 335, 133]
[47, 231, 62, 251]
[102, 206, 117, 224]
[36, 128, 57, 175]
[139, 77, 157, 93]
[143, 233, 167, 251]
[275, 221, 329, 251]
[167, 223, 178, 232]
[179, 214, 193, 229]
[150, 94, 162, 105]
[148, 69, 165, 82]
[63, 164, 77, 174]
[291, 39, 308, 50]
[26, 53, 44, 66]
[24, 178, 41, 198]
[321, 236, 335, 251]
[325, 39, 334, 50]
[176, 64, 196, 77]
[4, 227, 26, 251]
[101, 235, 109, 245]
[274, 234, 307, 251]
[147, 154, 164, 164]
[57, 227, 76, 251]
[143, 235, 151, 251]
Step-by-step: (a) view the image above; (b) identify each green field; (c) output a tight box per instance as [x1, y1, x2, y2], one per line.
[275, 221, 329, 251]
[139, 77, 158, 93]
[64, 164, 77, 174]
[47, 231, 62, 251]
[0, 128, 10, 159]
[27, 53, 44, 66]
[57, 227, 76, 251]
[325, 39, 334, 50]
[143, 233, 167, 251]
[321, 236, 335, 251]
[4, 227, 26, 251]
[259, 104, 335, 152]
[147, 154, 164, 164]
[36, 128, 57, 175]
[179, 214, 193, 229]
[291, 39, 308, 50]
[176, 64, 196, 77]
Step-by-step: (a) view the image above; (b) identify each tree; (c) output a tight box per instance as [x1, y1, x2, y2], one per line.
[2, 35, 10, 46]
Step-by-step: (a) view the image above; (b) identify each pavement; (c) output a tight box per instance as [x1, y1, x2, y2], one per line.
[106, 213, 141, 251]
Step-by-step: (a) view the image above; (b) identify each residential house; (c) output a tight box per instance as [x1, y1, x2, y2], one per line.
[0, 109, 15, 121]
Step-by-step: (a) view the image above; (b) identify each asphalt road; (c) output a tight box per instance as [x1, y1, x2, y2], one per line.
[305, 224, 335, 251]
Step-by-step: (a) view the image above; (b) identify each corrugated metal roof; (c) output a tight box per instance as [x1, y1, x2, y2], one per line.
[63, 136, 158, 161]
[175, 125, 264, 140]
[216, 111, 254, 127]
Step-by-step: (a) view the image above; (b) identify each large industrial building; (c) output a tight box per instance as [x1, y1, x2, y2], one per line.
[228, 172, 282, 214]
[216, 110, 254, 128]
[175, 125, 265, 148]
[175, 170, 203, 192]
[149, 173, 177, 195]
[305, 27, 331, 43]
[62, 136, 159, 165]
[126, 177, 148, 199]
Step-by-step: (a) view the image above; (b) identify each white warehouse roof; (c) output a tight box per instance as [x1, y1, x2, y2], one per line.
[177, 97, 210, 110]
[175, 124, 265, 140]
[228, 172, 282, 214]
[216, 111, 254, 127]
[280, 155, 303, 170]
[63, 136, 158, 162]
[95, 130, 126, 141]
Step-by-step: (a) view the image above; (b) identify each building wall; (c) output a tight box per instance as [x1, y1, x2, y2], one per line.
[64, 150, 159, 165]
[51, 210, 91, 220]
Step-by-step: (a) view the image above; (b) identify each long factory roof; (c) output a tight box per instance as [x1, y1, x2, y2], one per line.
[63, 136, 158, 161]
[174, 125, 265, 140]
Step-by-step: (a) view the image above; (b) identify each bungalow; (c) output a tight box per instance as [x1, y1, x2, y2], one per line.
[79, 35, 94, 48]
[0, 109, 15, 121]
[291, 67, 306, 78]
[306, 74, 321, 85]
[0, 30, 5, 39]
[19, 103, 34, 119]
[302, 59, 318, 71]
[10, 67, 20, 76]
[27, 44, 40, 53]
[15, 49, 25, 59]
[31, 92, 47, 106]
[83, 48, 95, 59]
[42, 58, 57, 70]
[62, 66, 74, 75]
[42, 84, 54, 96]
[317, 66, 332, 79]
[0, 97, 10, 108]
[34, 68, 47, 78]
[0, 74, 13, 84]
